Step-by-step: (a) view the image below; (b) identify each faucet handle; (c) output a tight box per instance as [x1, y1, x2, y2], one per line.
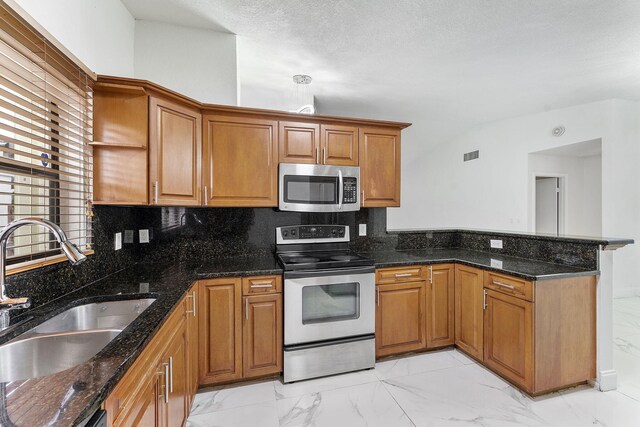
[0, 296, 31, 310]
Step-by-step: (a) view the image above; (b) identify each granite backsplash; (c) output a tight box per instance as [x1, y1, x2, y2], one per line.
[5, 206, 601, 315]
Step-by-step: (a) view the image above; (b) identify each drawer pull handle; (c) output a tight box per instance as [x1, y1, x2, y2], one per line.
[493, 281, 516, 290]
[186, 290, 196, 316]
[250, 284, 273, 288]
[394, 273, 413, 278]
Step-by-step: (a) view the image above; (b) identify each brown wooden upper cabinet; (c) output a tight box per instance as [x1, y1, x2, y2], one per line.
[203, 115, 278, 207]
[149, 97, 202, 206]
[279, 122, 358, 166]
[359, 127, 401, 207]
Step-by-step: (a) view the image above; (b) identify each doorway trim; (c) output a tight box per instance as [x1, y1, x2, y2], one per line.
[529, 172, 568, 235]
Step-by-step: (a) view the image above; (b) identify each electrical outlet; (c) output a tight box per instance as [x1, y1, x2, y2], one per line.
[139, 229, 150, 244]
[139, 282, 150, 293]
[124, 230, 134, 244]
[490, 239, 503, 249]
[114, 232, 122, 251]
[358, 224, 367, 236]
[490, 259, 503, 269]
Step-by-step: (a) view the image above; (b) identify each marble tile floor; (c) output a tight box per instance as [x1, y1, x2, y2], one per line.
[187, 297, 640, 426]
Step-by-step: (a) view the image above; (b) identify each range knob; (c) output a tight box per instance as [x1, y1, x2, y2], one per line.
[331, 228, 337, 236]
[282, 230, 288, 237]
[291, 229, 297, 236]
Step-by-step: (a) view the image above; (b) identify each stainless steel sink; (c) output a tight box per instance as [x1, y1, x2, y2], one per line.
[0, 298, 155, 382]
[30, 298, 156, 335]
[0, 329, 121, 382]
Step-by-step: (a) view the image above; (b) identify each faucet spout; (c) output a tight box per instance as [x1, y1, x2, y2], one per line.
[0, 217, 87, 307]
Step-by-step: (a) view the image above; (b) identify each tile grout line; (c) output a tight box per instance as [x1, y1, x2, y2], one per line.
[379, 377, 418, 427]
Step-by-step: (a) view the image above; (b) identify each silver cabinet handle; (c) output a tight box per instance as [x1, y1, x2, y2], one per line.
[162, 363, 169, 403]
[361, 190, 365, 207]
[493, 281, 515, 290]
[157, 369, 166, 401]
[376, 287, 380, 306]
[245, 298, 249, 321]
[250, 284, 273, 289]
[338, 169, 343, 211]
[429, 267, 433, 283]
[153, 181, 159, 204]
[316, 147, 319, 163]
[186, 290, 197, 316]
[168, 356, 173, 393]
[483, 289, 487, 310]
[322, 147, 326, 164]
[394, 273, 412, 278]
[204, 186, 208, 206]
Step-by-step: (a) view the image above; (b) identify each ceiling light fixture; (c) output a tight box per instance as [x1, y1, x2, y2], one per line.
[291, 74, 315, 114]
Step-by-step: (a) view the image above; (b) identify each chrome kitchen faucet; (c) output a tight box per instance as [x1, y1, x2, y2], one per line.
[0, 218, 87, 328]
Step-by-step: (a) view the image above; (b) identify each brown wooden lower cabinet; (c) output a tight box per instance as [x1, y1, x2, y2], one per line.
[454, 265, 484, 361]
[103, 283, 198, 427]
[426, 264, 455, 348]
[198, 275, 283, 386]
[375, 281, 426, 357]
[483, 289, 533, 391]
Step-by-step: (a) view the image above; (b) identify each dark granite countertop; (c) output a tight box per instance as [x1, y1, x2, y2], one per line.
[385, 228, 634, 248]
[364, 248, 598, 280]
[0, 248, 596, 426]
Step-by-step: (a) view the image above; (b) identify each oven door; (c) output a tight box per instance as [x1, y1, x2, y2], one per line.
[279, 163, 360, 212]
[284, 267, 375, 346]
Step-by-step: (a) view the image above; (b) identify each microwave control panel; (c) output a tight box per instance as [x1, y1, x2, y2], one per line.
[342, 178, 358, 204]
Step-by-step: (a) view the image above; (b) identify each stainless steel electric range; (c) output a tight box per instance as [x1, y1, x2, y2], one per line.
[276, 225, 375, 383]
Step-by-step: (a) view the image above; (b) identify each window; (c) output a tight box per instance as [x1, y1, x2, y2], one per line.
[0, 3, 94, 267]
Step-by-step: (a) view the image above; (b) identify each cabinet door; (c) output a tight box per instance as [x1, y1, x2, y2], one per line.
[426, 264, 455, 348]
[359, 127, 400, 207]
[198, 278, 243, 385]
[165, 323, 189, 427]
[243, 293, 283, 378]
[455, 265, 484, 360]
[203, 115, 278, 206]
[113, 373, 159, 427]
[279, 121, 319, 164]
[149, 97, 202, 206]
[320, 124, 358, 166]
[375, 281, 426, 358]
[484, 289, 534, 392]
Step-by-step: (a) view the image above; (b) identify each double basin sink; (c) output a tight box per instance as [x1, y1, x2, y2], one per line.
[0, 298, 155, 383]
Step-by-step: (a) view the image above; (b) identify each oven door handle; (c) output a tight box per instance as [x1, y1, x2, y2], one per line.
[338, 169, 343, 211]
[284, 266, 375, 279]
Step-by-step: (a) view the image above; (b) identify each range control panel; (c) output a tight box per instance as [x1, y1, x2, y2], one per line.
[342, 177, 358, 204]
[277, 225, 349, 243]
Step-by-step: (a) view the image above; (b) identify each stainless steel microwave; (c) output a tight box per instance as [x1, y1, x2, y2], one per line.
[278, 163, 360, 212]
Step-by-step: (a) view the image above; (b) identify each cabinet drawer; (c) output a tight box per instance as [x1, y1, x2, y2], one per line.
[242, 275, 282, 295]
[376, 266, 426, 284]
[484, 272, 533, 302]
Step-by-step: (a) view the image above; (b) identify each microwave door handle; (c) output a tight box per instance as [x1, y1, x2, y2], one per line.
[338, 170, 343, 211]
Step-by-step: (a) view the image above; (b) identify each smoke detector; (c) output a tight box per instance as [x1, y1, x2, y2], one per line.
[293, 75, 312, 84]
[552, 126, 565, 137]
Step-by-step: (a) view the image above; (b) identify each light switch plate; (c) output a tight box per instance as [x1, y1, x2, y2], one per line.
[114, 232, 122, 251]
[124, 230, 134, 244]
[139, 229, 150, 244]
[490, 239, 503, 249]
[359, 224, 367, 236]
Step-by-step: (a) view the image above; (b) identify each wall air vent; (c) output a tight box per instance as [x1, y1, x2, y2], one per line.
[463, 150, 479, 162]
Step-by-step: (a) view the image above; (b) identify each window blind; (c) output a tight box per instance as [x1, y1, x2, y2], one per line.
[0, 1, 93, 266]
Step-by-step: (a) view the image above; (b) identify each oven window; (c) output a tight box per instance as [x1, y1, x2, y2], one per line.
[284, 176, 338, 204]
[301, 282, 360, 324]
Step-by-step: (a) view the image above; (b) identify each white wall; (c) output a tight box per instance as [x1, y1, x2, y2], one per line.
[389, 99, 639, 296]
[14, 0, 135, 76]
[528, 153, 602, 236]
[134, 20, 237, 105]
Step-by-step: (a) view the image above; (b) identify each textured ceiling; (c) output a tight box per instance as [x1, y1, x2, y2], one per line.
[122, 0, 640, 144]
